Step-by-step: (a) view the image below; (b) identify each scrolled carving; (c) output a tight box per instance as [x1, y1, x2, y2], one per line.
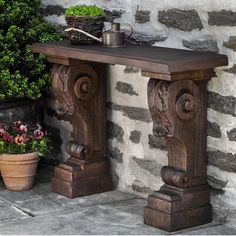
[148, 80, 174, 137]
[161, 166, 190, 188]
[66, 141, 88, 160]
[176, 93, 198, 120]
[52, 65, 74, 115]
[74, 75, 98, 100]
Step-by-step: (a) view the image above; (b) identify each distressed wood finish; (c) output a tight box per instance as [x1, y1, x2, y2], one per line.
[32, 40, 228, 231]
[50, 59, 112, 198]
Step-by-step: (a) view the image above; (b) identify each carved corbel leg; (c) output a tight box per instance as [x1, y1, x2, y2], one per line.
[144, 73, 212, 231]
[50, 59, 113, 198]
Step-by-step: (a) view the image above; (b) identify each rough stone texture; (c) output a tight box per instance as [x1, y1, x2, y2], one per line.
[41, 5, 65, 16]
[208, 150, 236, 172]
[130, 130, 142, 144]
[104, 10, 124, 22]
[208, 10, 236, 26]
[123, 66, 140, 74]
[108, 102, 152, 123]
[182, 39, 219, 52]
[108, 146, 123, 163]
[135, 10, 150, 24]
[158, 9, 203, 31]
[227, 128, 236, 141]
[43, 124, 62, 164]
[224, 36, 236, 52]
[208, 91, 236, 117]
[107, 120, 124, 143]
[42, 0, 236, 228]
[115, 81, 138, 96]
[207, 175, 228, 190]
[148, 134, 168, 151]
[224, 65, 236, 74]
[132, 156, 162, 177]
[207, 121, 221, 138]
[127, 32, 167, 45]
[132, 180, 153, 195]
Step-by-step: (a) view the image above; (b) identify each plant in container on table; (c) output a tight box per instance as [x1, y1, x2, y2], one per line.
[65, 5, 106, 44]
[0, 121, 48, 191]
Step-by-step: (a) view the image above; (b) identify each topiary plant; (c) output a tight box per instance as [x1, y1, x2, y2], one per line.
[0, 0, 62, 101]
[65, 5, 105, 17]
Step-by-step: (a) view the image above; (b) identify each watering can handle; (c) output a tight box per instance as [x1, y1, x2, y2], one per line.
[121, 23, 133, 38]
[65, 27, 102, 43]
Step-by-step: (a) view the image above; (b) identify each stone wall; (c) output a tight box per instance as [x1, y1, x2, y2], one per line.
[42, 0, 236, 228]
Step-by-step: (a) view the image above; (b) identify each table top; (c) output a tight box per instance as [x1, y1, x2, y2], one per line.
[32, 40, 228, 74]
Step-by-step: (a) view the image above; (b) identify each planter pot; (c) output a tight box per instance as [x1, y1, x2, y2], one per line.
[65, 16, 105, 45]
[0, 153, 39, 191]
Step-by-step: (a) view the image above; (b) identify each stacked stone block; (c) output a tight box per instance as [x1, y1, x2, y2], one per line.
[42, 0, 236, 228]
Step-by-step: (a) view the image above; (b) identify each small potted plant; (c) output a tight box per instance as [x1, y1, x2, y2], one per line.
[0, 121, 48, 191]
[65, 5, 106, 44]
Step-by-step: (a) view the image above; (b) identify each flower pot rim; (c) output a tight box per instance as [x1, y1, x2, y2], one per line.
[0, 152, 39, 162]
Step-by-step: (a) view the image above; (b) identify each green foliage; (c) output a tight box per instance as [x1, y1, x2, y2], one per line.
[0, 0, 62, 101]
[65, 5, 105, 17]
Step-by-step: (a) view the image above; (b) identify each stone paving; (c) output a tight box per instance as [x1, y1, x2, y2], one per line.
[0, 163, 235, 235]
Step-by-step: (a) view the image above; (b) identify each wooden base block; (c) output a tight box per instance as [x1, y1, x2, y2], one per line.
[52, 159, 113, 198]
[144, 184, 212, 232]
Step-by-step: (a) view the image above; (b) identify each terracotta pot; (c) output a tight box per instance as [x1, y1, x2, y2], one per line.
[0, 152, 39, 191]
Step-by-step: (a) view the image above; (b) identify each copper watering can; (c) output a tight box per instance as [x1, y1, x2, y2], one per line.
[65, 22, 133, 47]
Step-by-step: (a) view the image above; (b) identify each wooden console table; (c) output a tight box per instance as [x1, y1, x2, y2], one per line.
[32, 40, 227, 232]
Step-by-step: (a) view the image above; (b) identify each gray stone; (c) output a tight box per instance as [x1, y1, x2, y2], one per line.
[224, 36, 236, 52]
[0, 198, 169, 235]
[227, 128, 236, 141]
[207, 175, 228, 190]
[208, 10, 236, 26]
[208, 91, 236, 117]
[115, 81, 138, 96]
[207, 150, 236, 172]
[127, 32, 167, 45]
[158, 9, 203, 31]
[224, 64, 236, 74]
[135, 10, 150, 23]
[132, 180, 153, 194]
[104, 10, 124, 22]
[41, 5, 65, 16]
[107, 120, 124, 143]
[124, 66, 140, 74]
[43, 124, 62, 163]
[148, 134, 168, 151]
[132, 156, 162, 177]
[108, 102, 152, 123]
[108, 147, 123, 163]
[207, 121, 221, 138]
[181, 224, 236, 235]
[0, 200, 29, 223]
[130, 130, 142, 144]
[182, 39, 219, 52]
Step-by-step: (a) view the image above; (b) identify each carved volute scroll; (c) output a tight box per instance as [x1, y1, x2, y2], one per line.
[148, 78, 207, 188]
[52, 62, 106, 161]
[52, 65, 74, 115]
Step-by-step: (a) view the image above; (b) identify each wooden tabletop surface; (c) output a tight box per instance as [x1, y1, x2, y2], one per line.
[32, 40, 228, 74]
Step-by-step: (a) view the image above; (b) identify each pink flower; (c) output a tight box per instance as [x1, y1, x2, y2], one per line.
[33, 130, 44, 140]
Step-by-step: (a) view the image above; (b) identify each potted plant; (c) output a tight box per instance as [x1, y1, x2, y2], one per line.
[0, 121, 48, 191]
[65, 5, 106, 44]
[0, 0, 62, 124]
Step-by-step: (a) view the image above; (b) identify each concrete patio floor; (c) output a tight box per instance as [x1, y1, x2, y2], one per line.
[0, 163, 235, 235]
